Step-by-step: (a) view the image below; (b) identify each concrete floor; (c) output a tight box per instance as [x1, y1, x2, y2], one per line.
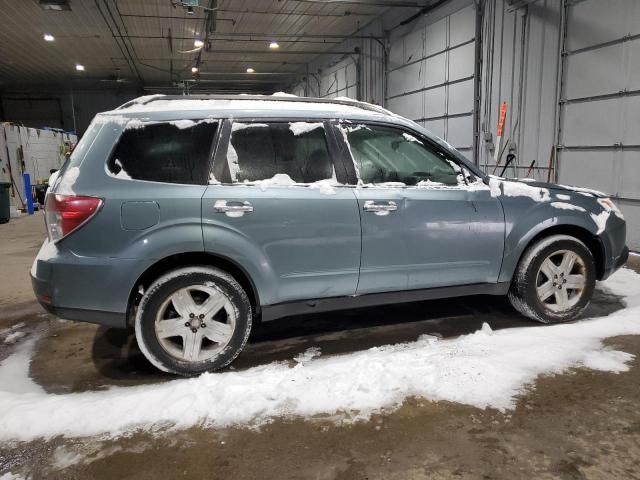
[1, 212, 640, 479]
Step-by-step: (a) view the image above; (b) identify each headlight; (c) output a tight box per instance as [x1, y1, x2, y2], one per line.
[597, 198, 624, 220]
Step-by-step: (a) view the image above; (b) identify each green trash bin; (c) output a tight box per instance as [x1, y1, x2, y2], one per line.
[0, 182, 11, 224]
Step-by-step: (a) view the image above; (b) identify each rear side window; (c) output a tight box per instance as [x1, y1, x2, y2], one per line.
[108, 121, 218, 185]
[342, 124, 463, 186]
[227, 121, 335, 183]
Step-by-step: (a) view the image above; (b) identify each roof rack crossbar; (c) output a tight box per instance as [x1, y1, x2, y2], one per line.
[120, 94, 390, 115]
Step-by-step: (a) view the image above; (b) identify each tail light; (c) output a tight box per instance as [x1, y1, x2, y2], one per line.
[45, 194, 103, 242]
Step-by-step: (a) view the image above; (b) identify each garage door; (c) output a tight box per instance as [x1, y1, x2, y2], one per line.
[557, 0, 640, 249]
[386, 3, 476, 160]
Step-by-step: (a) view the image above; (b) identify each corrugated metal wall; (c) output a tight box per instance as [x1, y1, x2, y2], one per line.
[557, 0, 640, 249]
[386, 0, 477, 160]
[292, 57, 359, 99]
[478, 0, 562, 179]
[289, 17, 387, 106]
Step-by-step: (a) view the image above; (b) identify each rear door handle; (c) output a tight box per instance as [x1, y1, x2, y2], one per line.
[214, 200, 253, 217]
[363, 200, 397, 215]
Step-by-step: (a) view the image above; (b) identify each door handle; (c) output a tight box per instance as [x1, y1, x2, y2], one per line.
[363, 200, 397, 215]
[214, 200, 253, 217]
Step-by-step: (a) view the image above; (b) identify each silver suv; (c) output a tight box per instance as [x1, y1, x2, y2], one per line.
[31, 95, 628, 375]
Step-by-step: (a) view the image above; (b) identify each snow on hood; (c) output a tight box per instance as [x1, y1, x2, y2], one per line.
[1, 269, 640, 441]
[489, 176, 607, 198]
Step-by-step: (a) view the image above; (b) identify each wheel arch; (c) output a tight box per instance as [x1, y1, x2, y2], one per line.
[126, 252, 260, 326]
[503, 224, 605, 283]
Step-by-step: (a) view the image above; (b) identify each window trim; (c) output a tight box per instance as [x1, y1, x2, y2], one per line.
[335, 120, 479, 188]
[105, 118, 221, 187]
[214, 117, 349, 186]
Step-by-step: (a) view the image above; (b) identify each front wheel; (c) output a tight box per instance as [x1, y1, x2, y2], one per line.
[134, 266, 252, 376]
[508, 234, 596, 323]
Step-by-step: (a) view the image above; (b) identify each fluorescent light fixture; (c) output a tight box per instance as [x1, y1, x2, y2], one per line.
[246, 67, 255, 73]
[44, 33, 55, 42]
[75, 64, 85, 71]
[194, 39, 204, 48]
[38, 0, 71, 11]
[191, 66, 199, 73]
[269, 41, 279, 49]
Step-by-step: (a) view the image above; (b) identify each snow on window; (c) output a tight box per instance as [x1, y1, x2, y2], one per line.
[309, 179, 337, 195]
[272, 91, 298, 97]
[402, 132, 423, 144]
[113, 159, 132, 180]
[250, 173, 297, 191]
[289, 122, 323, 136]
[231, 122, 269, 132]
[169, 119, 196, 130]
[556, 193, 571, 201]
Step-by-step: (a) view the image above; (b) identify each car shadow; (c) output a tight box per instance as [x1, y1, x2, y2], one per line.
[90, 288, 626, 383]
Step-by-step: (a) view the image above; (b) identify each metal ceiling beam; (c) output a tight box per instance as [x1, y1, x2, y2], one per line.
[288, 0, 424, 6]
[187, 79, 284, 84]
[130, 58, 307, 65]
[119, 9, 376, 19]
[114, 33, 382, 41]
[198, 72, 293, 76]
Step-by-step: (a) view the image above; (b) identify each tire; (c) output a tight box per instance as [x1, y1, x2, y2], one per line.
[134, 266, 252, 376]
[508, 234, 596, 324]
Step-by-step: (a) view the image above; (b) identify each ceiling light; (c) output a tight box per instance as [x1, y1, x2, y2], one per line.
[75, 64, 85, 71]
[38, 0, 71, 11]
[194, 39, 204, 48]
[269, 41, 279, 49]
[246, 67, 255, 73]
[43, 33, 55, 42]
[191, 66, 199, 73]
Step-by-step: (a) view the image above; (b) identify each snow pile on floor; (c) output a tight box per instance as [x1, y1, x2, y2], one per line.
[0, 269, 639, 441]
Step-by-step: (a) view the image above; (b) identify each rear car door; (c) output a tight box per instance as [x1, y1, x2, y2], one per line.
[337, 122, 505, 295]
[201, 119, 361, 306]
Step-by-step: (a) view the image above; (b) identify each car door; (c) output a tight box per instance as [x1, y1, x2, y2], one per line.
[336, 121, 505, 295]
[201, 118, 361, 307]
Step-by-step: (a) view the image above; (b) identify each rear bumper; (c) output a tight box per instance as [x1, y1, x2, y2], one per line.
[30, 239, 133, 329]
[31, 273, 126, 328]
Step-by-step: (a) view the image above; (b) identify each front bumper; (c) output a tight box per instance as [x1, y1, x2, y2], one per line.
[614, 245, 629, 270]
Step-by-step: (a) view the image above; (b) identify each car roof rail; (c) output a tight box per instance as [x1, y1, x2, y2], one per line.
[117, 94, 392, 116]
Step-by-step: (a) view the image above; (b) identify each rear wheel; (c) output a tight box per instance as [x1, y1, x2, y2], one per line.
[508, 235, 596, 323]
[134, 266, 252, 376]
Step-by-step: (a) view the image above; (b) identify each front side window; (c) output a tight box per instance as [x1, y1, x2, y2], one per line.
[108, 120, 218, 185]
[227, 121, 335, 184]
[342, 124, 463, 186]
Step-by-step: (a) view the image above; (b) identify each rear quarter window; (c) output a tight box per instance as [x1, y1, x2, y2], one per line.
[107, 121, 218, 185]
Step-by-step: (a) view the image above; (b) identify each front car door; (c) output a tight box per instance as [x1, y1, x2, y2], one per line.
[335, 121, 505, 295]
[202, 118, 361, 307]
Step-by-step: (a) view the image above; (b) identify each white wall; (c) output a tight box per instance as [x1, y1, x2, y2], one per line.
[0, 125, 77, 208]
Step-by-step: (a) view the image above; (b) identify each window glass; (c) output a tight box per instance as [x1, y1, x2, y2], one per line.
[65, 118, 103, 170]
[107, 121, 217, 185]
[228, 121, 334, 183]
[343, 124, 464, 186]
